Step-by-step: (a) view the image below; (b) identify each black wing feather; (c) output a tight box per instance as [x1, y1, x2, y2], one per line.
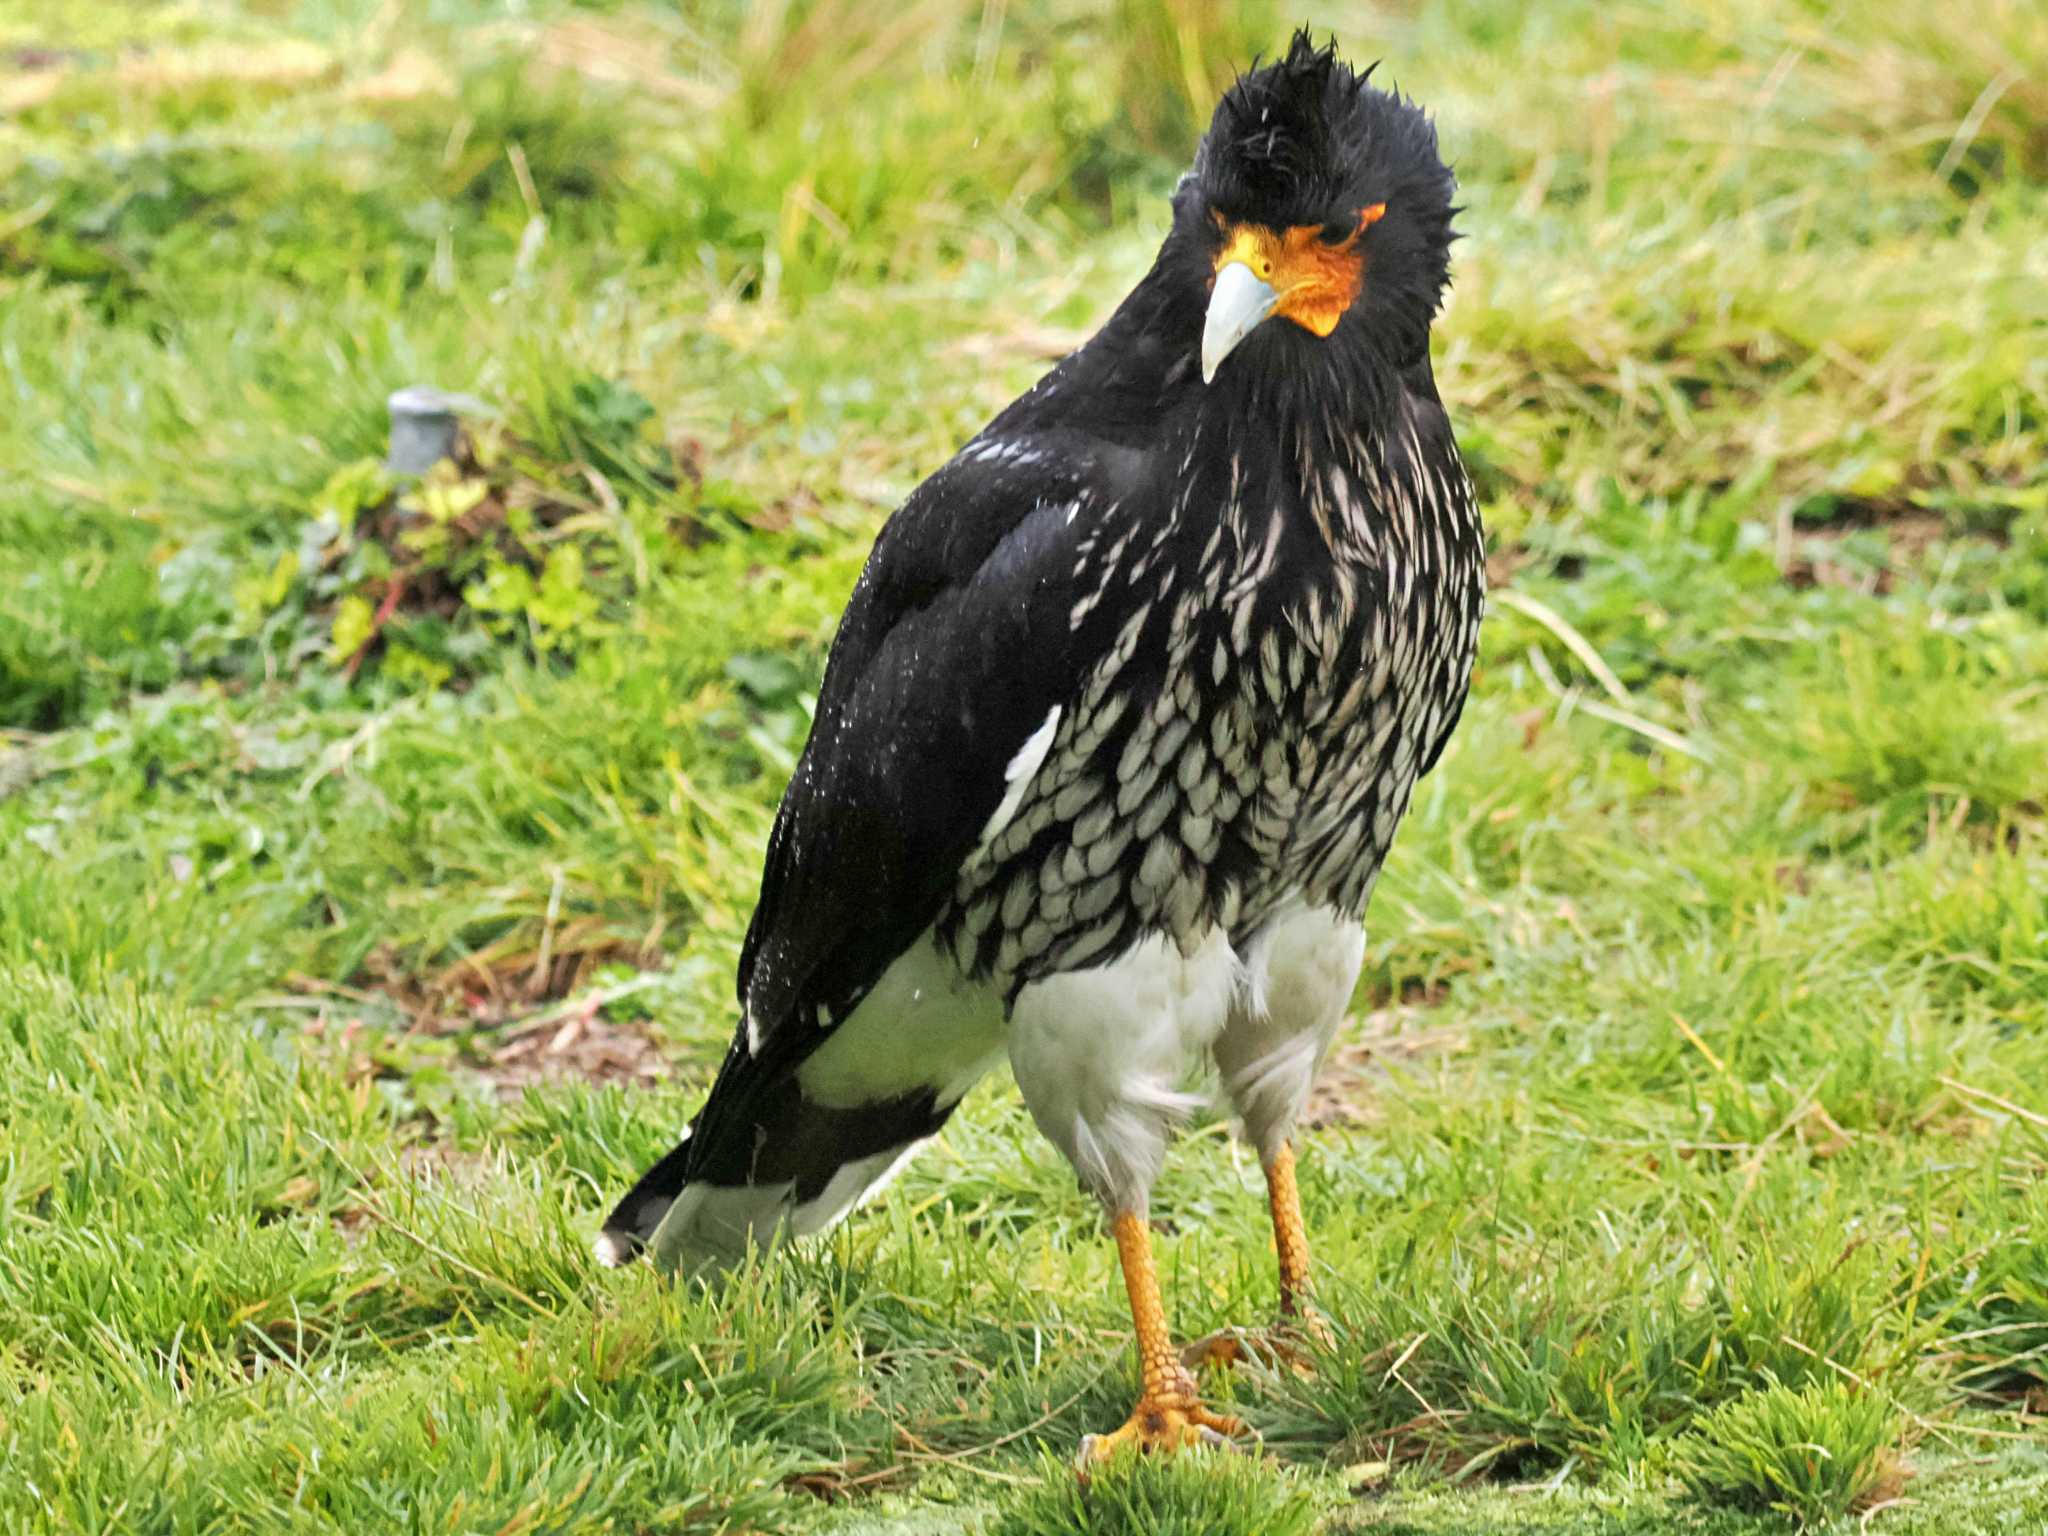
[678, 439, 1111, 1183]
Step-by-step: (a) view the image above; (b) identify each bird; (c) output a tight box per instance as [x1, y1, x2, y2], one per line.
[599, 31, 1484, 1464]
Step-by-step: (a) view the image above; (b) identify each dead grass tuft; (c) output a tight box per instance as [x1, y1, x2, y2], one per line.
[1303, 999, 1470, 1130]
[476, 1006, 669, 1100]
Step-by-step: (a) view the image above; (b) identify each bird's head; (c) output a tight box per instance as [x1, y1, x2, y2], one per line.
[1175, 31, 1457, 388]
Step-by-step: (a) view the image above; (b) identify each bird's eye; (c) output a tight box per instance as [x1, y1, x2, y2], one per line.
[1317, 222, 1354, 246]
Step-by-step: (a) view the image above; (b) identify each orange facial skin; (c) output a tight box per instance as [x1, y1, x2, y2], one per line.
[1210, 203, 1386, 338]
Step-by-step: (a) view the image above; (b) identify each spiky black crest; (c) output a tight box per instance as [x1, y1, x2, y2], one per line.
[1198, 31, 1361, 225]
[1185, 28, 1459, 370]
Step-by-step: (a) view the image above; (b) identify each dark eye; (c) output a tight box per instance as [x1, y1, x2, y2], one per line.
[1318, 222, 1354, 246]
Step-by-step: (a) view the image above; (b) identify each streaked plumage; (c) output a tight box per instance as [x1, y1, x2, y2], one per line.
[601, 32, 1483, 1459]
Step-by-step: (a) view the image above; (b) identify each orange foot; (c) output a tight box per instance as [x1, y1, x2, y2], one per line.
[1181, 1313, 1336, 1376]
[1076, 1369, 1255, 1469]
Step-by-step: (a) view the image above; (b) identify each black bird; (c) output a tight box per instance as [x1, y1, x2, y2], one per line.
[601, 32, 1484, 1461]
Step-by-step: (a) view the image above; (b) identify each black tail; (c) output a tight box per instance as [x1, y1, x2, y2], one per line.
[596, 1066, 958, 1271]
[594, 1130, 695, 1267]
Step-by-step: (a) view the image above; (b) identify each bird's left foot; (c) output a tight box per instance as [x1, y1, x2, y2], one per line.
[1076, 1369, 1254, 1470]
[1181, 1311, 1335, 1376]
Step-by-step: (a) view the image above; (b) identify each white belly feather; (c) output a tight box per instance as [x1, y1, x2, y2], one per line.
[1008, 898, 1364, 1210]
[1211, 902, 1366, 1161]
[651, 897, 1363, 1265]
[1009, 927, 1240, 1212]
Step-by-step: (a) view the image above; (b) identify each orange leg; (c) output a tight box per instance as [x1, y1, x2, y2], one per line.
[1077, 1211, 1252, 1466]
[1185, 1141, 1333, 1371]
[1267, 1140, 1321, 1322]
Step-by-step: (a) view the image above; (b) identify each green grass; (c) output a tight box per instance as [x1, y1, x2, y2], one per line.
[1671, 1378, 1904, 1528]
[2, 0, 2045, 1531]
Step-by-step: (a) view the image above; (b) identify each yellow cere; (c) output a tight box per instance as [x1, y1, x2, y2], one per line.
[1211, 203, 1387, 338]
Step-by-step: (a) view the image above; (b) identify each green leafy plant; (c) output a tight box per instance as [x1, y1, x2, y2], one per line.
[230, 375, 708, 690]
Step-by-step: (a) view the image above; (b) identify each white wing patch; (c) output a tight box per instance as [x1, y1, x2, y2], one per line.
[976, 705, 1061, 853]
[795, 930, 1006, 1109]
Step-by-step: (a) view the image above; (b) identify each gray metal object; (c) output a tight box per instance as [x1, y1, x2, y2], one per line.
[386, 386, 488, 475]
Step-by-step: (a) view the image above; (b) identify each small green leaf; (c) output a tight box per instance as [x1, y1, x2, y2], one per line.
[327, 593, 376, 662]
[312, 458, 394, 527]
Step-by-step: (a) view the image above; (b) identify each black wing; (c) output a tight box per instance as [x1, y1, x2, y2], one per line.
[676, 426, 1144, 1183]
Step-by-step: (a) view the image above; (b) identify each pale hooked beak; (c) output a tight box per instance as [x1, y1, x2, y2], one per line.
[1201, 261, 1280, 383]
